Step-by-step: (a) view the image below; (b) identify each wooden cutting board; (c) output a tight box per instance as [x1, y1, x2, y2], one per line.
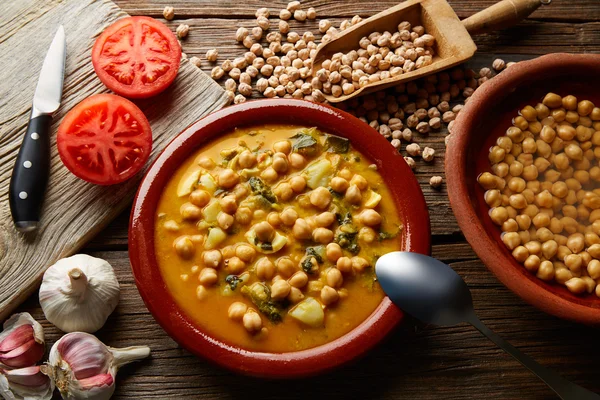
[0, 0, 229, 320]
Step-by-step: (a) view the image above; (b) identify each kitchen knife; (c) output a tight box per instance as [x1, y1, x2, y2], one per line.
[9, 26, 66, 233]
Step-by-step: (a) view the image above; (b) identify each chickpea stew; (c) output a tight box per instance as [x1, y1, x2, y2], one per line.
[154, 125, 403, 352]
[478, 93, 600, 297]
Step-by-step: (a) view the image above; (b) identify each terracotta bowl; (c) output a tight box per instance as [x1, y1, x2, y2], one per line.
[446, 53, 600, 325]
[129, 99, 431, 377]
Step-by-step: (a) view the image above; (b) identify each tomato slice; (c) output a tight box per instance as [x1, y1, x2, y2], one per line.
[92, 16, 181, 99]
[57, 94, 152, 185]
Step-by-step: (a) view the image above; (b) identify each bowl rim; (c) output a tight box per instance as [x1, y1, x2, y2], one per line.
[128, 99, 431, 377]
[446, 53, 600, 325]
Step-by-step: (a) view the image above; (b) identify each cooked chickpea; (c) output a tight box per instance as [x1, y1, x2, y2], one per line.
[243, 310, 263, 333]
[293, 218, 312, 239]
[226, 256, 246, 274]
[219, 195, 238, 214]
[350, 175, 368, 190]
[351, 256, 370, 273]
[330, 177, 350, 193]
[359, 209, 382, 226]
[321, 285, 340, 305]
[565, 277, 586, 294]
[313, 227, 334, 244]
[290, 176, 307, 193]
[190, 190, 211, 207]
[254, 221, 275, 242]
[235, 244, 256, 262]
[199, 267, 218, 286]
[217, 212, 234, 230]
[310, 187, 332, 209]
[235, 207, 252, 225]
[256, 257, 275, 280]
[345, 184, 362, 204]
[315, 212, 336, 227]
[272, 154, 289, 173]
[289, 152, 306, 169]
[174, 236, 195, 259]
[271, 280, 291, 300]
[288, 287, 305, 304]
[276, 257, 297, 278]
[203, 250, 222, 268]
[273, 140, 292, 154]
[336, 256, 353, 274]
[218, 169, 240, 188]
[289, 271, 308, 288]
[536, 261, 555, 281]
[489, 207, 509, 225]
[261, 167, 278, 182]
[180, 203, 202, 220]
[228, 302, 247, 321]
[280, 207, 299, 226]
[238, 150, 257, 168]
[588, 259, 600, 279]
[326, 243, 343, 262]
[326, 268, 343, 288]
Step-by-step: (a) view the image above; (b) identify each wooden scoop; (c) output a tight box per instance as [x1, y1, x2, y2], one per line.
[312, 0, 549, 103]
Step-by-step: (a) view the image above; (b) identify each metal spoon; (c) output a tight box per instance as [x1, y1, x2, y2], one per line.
[375, 251, 600, 400]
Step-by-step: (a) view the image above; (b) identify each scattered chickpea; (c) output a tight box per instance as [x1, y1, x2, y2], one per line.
[206, 49, 218, 62]
[176, 24, 189, 39]
[422, 147, 435, 162]
[163, 6, 175, 20]
[430, 176, 443, 188]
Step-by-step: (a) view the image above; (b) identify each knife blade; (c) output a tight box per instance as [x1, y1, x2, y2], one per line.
[9, 26, 67, 233]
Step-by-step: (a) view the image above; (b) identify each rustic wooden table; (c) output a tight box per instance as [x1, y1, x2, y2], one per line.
[13, 0, 600, 398]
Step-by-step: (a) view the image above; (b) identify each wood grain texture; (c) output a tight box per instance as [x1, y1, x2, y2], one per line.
[15, 250, 600, 399]
[8, 0, 600, 399]
[113, 0, 599, 21]
[0, 0, 229, 320]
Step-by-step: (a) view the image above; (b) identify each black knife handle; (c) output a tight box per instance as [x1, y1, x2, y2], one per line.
[9, 113, 52, 232]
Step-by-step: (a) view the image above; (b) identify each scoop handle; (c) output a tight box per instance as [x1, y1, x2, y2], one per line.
[462, 0, 548, 35]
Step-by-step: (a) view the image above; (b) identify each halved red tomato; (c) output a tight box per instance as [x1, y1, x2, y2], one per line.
[57, 94, 152, 185]
[92, 16, 181, 99]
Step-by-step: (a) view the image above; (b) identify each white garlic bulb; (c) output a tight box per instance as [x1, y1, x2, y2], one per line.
[45, 332, 150, 400]
[0, 366, 54, 400]
[39, 255, 120, 333]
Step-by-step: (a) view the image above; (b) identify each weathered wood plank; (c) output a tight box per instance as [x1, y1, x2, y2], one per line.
[16, 251, 600, 399]
[0, 0, 229, 320]
[114, 0, 600, 22]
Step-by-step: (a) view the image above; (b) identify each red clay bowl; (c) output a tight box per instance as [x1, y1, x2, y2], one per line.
[129, 99, 431, 377]
[446, 53, 600, 325]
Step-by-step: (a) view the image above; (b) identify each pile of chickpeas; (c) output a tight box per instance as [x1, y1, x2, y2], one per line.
[478, 92, 600, 296]
[315, 22, 435, 98]
[166, 129, 395, 335]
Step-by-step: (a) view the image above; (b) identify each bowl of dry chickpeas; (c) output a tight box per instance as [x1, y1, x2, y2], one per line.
[446, 53, 600, 325]
[129, 99, 431, 377]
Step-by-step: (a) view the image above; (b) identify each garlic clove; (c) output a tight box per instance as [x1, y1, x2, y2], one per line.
[0, 313, 45, 369]
[56, 332, 111, 380]
[39, 255, 120, 333]
[0, 365, 54, 400]
[46, 332, 150, 400]
[77, 374, 113, 390]
[0, 326, 33, 353]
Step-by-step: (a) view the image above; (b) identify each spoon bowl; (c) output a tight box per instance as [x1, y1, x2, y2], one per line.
[376, 252, 473, 326]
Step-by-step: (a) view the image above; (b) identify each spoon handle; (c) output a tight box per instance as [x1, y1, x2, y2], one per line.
[467, 314, 600, 400]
